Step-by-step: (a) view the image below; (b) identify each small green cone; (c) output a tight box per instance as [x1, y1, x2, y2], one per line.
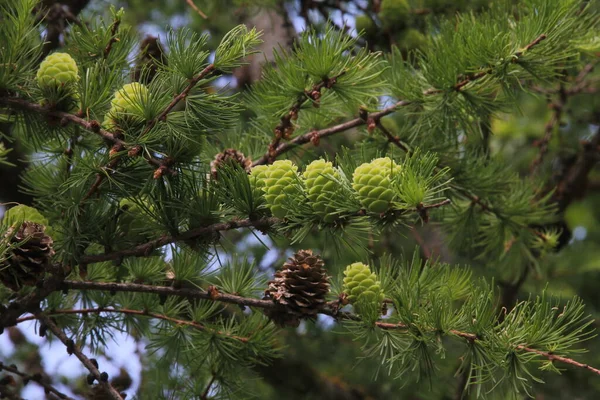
[36, 52, 79, 90]
[105, 82, 149, 128]
[303, 159, 344, 223]
[342, 262, 385, 305]
[262, 160, 303, 219]
[352, 157, 401, 213]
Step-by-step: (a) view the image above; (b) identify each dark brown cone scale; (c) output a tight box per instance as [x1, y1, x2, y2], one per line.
[264, 249, 330, 327]
[0, 222, 55, 291]
[210, 149, 252, 180]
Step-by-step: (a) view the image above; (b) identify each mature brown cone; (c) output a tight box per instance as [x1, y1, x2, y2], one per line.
[210, 148, 252, 180]
[264, 250, 330, 327]
[0, 222, 55, 291]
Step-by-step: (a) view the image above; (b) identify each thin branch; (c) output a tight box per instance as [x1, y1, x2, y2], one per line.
[0, 273, 66, 329]
[0, 362, 74, 400]
[103, 12, 122, 58]
[80, 217, 279, 264]
[263, 71, 347, 163]
[79, 200, 452, 265]
[18, 308, 249, 343]
[0, 97, 167, 171]
[60, 281, 275, 310]
[36, 314, 123, 400]
[252, 99, 412, 166]
[186, 0, 208, 19]
[48, 280, 600, 377]
[200, 374, 217, 400]
[530, 84, 567, 174]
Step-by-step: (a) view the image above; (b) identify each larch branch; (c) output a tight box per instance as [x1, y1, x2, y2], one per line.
[36, 314, 124, 400]
[0, 362, 74, 400]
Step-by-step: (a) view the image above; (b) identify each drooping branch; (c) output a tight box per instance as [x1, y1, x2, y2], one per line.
[0, 97, 166, 171]
[19, 307, 249, 343]
[80, 217, 280, 264]
[0, 362, 74, 400]
[38, 280, 600, 377]
[36, 314, 124, 400]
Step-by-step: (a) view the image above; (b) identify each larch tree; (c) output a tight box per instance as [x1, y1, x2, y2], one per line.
[0, 0, 599, 399]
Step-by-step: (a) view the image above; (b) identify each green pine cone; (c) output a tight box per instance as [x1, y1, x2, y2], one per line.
[303, 159, 343, 223]
[3, 205, 48, 227]
[36, 52, 79, 90]
[118, 198, 154, 243]
[343, 262, 384, 304]
[249, 165, 269, 199]
[352, 157, 401, 213]
[105, 82, 149, 127]
[262, 160, 303, 218]
[379, 0, 410, 30]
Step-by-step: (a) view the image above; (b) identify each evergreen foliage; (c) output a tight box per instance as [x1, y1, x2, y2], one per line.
[0, 0, 599, 399]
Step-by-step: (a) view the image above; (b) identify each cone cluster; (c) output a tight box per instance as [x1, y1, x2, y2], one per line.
[1, 222, 55, 291]
[248, 156, 403, 221]
[264, 249, 330, 327]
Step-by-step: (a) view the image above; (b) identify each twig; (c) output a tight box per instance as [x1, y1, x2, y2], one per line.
[80, 217, 280, 264]
[43, 280, 600, 377]
[200, 374, 217, 400]
[0, 273, 66, 329]
[530, 84, 567, 174]
[79, 199, 452, 265]
[0, 362, 74, 400]
[554, 125, 600, 211]
[18, 308, 249, 343]
[0, 98, 168, 172]
[36, 315, 123, 400]
[103, 12, 122, 58]
[186, 0, 208, 19]
[263, 71, 346, 164]
[252, 99, 412, 166]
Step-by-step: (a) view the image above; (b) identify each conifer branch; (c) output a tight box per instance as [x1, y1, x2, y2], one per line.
[0, 362, 73, 400]
[80, 200, 451, 265]
[0, 273, 66, 329]
[18, 308, 250, 343]
[252, 99, 411, 166]
[50, 280, 600, 377]
[254, 33, 550, 167]
[35, 314, 124, 400]
[103, 11, 122, 59]
[200, 374, 216, 400]
[83, 63, 216, 199]
[264, 71, 347, 163]
[80, 217, 279, 264]
[530, 84, 567, 174]
[0, 97, 167, 172]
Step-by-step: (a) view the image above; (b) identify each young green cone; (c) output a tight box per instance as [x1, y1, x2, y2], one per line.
[352, 157, 401, 213]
